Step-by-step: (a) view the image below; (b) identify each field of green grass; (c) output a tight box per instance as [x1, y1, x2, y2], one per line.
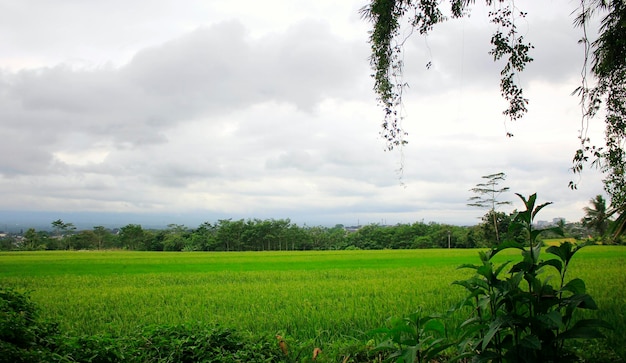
[1, 247, 625, 359]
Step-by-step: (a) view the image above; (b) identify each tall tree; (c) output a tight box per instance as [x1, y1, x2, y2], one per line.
[51, 219, 75, 238]
[361, 0, 626, 226]
[581, 194, 611, 237]
[51, 219, 76, 249]
[468, 172, 511, 243]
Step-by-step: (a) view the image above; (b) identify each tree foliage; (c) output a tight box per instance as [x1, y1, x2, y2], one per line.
[581, 194, 611, 238]
[361, 0, 626, 227]
[468, 172, 512, 243]
[573, 1, 626, 204]
[0, 217, 534, 251]
[360, 0, 534, 150]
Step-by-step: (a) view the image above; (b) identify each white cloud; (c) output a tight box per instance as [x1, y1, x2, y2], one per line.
[0, 0, 608, 227]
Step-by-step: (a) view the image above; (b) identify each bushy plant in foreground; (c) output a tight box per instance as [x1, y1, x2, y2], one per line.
[369, 309, 453, 363]
[371, 193, 613, 362]
[0, 287, 284, 363]
[132, 324, 281, 363]
[454, 193, 612, 362]
[0, 287, 60, 363]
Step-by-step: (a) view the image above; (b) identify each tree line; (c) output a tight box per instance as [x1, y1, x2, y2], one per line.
[0, 213, 602, 252]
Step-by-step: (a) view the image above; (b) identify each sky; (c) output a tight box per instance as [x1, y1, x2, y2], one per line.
[0, 0, 609, 230]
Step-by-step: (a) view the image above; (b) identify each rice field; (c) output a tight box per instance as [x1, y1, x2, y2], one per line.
[1, 246, 624, 358]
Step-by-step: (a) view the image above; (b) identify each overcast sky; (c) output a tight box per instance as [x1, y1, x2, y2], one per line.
[0, 0, 609, 229]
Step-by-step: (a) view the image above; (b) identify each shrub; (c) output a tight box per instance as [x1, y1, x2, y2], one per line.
[453, 194, 612, 362]
[133, 324, 281, 363]
[1, 287, 284, 363]
[370, 193, 613, 362]
[0, 287, 60, 363]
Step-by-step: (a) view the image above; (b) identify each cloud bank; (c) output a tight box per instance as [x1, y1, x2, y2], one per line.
[0, 0, 607, 227]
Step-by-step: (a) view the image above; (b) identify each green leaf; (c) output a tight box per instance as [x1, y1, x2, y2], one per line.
[492, 241, 525, 255]
[492, 261, 512, 278]
[562, 278, 586, 295]
[507, 270, 524, 288]
[519, 335, 541, 350]
[562, 293, 599, 310]
[423, 342, 454, 361]
[538, 258, 562, 273]
[372, 338, 395, 351]
[547, 242, 574, 262]
[531, 242, 542, 263]
[537, 310, 563, 329]
[451, 279, 473, 290]
[515, 192, 529, 206]
[481, 319, 503, 351]
[477, 264, 494, 279]
[478, 250, 491, 262]
[510, 260, 532, 273]
[399, 345, 417, 363]
[475, 350, 502, 363]
[457, 263, 479, 270]
[578, 294, 599, 310]
[558, 319, 613, 340]
[531, 201, 553, 221]
[423, 318, 445, 336]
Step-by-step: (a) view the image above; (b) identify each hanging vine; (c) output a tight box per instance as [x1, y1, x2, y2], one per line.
[363, 0, 626, 236]
[360, 0, 533, 150]
[572, 0, 626, 234]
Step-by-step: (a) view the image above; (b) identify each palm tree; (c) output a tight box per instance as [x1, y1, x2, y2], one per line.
[581, 195, 610, 237]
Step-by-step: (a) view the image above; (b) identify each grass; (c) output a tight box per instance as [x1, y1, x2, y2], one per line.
[542, 237, 579, 246]
[0, 247, 624, 360]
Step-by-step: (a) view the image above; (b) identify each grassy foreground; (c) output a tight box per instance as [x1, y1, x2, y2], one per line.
[1, 247, 624, 360]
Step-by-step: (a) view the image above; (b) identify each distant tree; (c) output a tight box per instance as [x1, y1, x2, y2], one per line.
[162, 224, 189, 251]
[188, 222, 217, 251]
[51, 219, 76, 238]
[118, 224, 146, 250]
[272, 219, 293, 251]
[215, 219, 245, 251]
[465, 225, 484, 248]
[468, 172, 512, 243]
[284, 224, 311, 250]
[305, 226, 330, 250]
[51, 219, 64, 237]
[479, 210, 512, 246]
[22, 228, 43, 250]
[564, 221, 593, 239]
[68, 230, 98, 250]
[144, 230, 165, 251]
[0, 234, 16, 250]
[581, 194, 611, 238]
[412, 235, 433, 249]
[92, 226, 114, 250]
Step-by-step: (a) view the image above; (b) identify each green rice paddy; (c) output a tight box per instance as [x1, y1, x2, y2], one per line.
[1, 247, 624, 357]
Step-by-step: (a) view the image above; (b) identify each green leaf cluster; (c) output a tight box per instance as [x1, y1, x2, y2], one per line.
[370, 309, 453, 363]
[370, 193, 612, 362]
